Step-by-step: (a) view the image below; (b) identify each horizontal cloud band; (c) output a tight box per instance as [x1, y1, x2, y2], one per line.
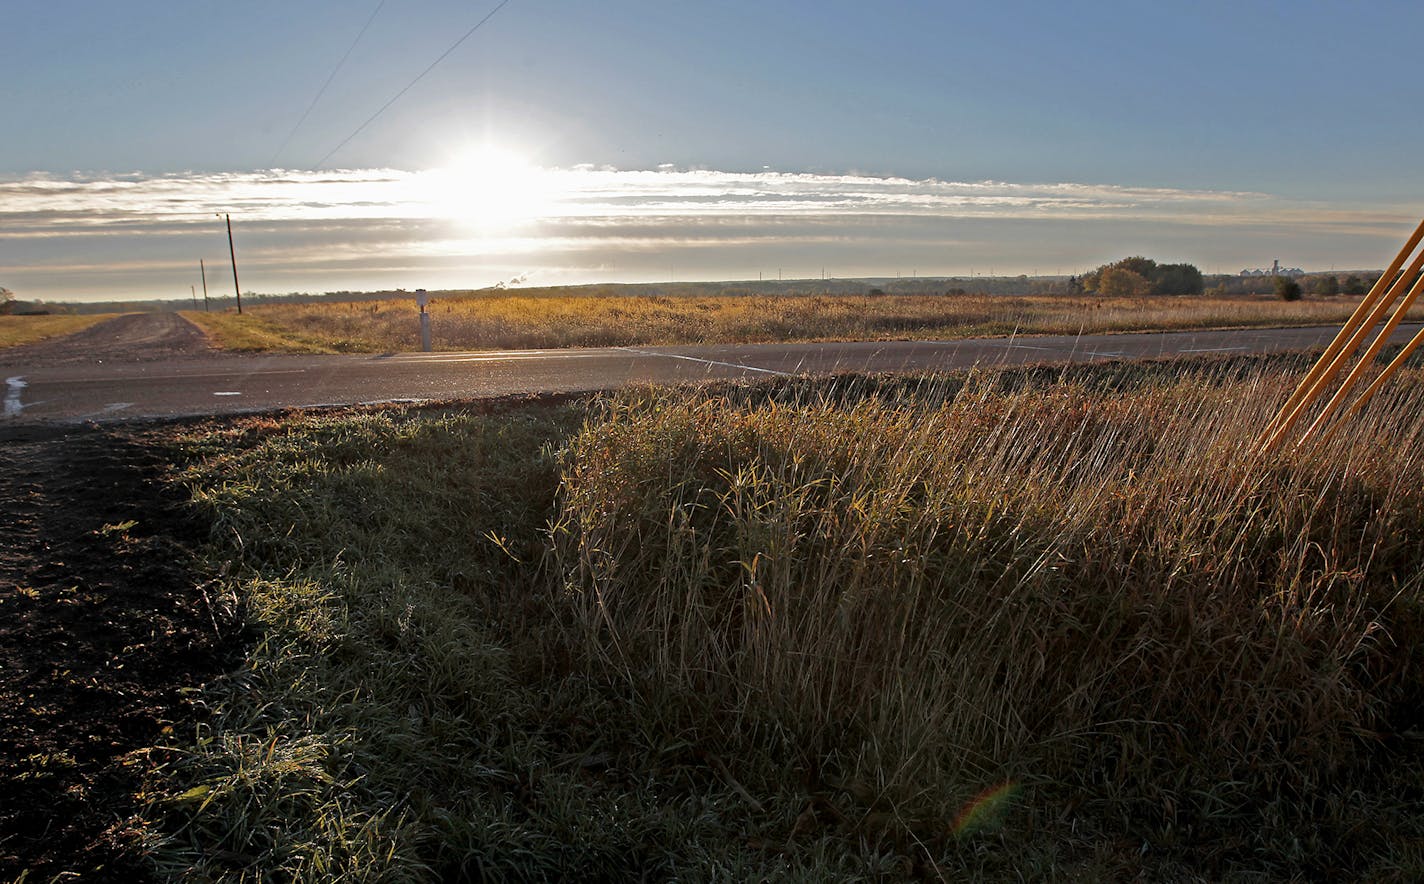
[0, 167, 1414, 300]
[0, 167, 1293, 225]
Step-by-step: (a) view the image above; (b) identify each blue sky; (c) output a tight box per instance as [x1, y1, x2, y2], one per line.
[6, 1, 1424, 301]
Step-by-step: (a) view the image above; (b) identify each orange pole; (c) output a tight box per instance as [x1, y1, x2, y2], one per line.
[1319, 317, 1424, 443]
[1300, 263, 1424, 442]
[1259, 244, 1424, 452]
[1257, 216, 1424, 451]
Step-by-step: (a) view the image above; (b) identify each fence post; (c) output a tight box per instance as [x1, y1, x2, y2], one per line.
[417, 289, 431, 352]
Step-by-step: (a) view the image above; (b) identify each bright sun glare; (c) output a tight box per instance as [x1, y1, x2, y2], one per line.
[427, 146, 554, 229]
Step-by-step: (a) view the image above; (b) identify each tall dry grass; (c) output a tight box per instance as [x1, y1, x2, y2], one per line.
[551, 363, 1424, 851]
[192, 292, 1418, 353]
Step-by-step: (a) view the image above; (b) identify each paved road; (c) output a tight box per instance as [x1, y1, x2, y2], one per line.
[2, 314, 1414, 424]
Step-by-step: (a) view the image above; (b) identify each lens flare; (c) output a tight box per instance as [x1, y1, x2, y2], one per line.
[950, 781, 1019, 837]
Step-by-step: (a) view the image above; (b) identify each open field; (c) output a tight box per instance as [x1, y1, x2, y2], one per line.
[0, 313, 111, 349]
[184, 290, 1424, 354]
[99, 354, 1424, 879]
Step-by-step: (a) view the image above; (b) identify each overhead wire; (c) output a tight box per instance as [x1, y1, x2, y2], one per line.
[270, 0, 388, 168]
[314, 0, 513, 169]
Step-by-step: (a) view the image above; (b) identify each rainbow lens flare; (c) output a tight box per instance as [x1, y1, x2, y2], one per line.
[950, 781, 1019, 837]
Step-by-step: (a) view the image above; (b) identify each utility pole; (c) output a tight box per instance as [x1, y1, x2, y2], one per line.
[220, 213, 243, 314]
[200, 259, 210, 311]
[191, 285, 198, 310]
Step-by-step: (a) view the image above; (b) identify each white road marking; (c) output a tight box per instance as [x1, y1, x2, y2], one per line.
[616, 347, 793, 377]
[4, 376, 27, 416]
[380, 351, 611, 363]
[1179, 346, 1248, 353]
[213, 391, 242, 397]
[74, 402, 137, 419]
[174, 369, 308, 379]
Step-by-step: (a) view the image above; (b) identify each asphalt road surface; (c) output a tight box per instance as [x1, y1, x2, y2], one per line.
[2, 313, 1416, 425]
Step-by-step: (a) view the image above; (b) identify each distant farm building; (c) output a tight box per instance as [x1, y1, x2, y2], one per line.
[1241, 259, 1304, 278]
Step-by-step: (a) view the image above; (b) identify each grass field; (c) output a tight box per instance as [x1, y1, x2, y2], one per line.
[0, 313, 110, 349]
[135, 355, 1424, 879]
[184, 289, 1424, 354]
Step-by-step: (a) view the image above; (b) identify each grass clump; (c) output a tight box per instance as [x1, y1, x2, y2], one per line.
[141, 360, 1424, 879]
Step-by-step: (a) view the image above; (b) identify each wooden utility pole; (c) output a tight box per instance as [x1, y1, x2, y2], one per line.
[221, 214, 243, 314]
[200, 259, 210, 312]
[191, 285, 198, 309]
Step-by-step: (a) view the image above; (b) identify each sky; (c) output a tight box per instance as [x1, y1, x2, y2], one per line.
[6, 0, 1424, 302]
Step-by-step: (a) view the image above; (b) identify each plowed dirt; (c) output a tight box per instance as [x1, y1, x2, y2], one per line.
[0, 424, 234, 880]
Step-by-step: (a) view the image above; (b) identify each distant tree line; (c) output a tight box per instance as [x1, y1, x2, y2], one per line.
[1306, 274, 1374, 296]
[0, 287, 69, 315]
[1204, 272, 1378, 298]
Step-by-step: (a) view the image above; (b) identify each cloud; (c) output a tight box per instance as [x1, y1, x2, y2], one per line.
[0, 167, 1416, 300]
[0, 167, 1275, 229]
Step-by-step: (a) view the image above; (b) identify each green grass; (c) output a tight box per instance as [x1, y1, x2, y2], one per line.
[138, 358, 1424, 879]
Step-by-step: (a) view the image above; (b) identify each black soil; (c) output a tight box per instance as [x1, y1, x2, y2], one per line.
[0, 424, 234, 880]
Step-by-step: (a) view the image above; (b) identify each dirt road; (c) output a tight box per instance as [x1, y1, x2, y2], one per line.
[1, 312, 212, 367]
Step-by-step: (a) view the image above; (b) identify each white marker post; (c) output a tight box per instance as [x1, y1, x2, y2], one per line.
[416, 289, 431, 352]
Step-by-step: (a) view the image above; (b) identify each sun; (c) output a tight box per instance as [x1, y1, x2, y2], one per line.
[427, 146, 554, 229]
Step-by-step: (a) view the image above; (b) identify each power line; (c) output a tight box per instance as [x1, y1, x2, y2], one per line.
[315, 0, 512, 169]
[271, 0, 387, 168]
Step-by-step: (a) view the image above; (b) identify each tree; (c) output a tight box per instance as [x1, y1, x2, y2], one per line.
[1152, 263, 1205, 296]
[1082, 257, 1204, 296]
[0, 287, 12, 315]
[1115, 256, 1159, 278]
[1310, 275, 1340, 296]
[1342, 275, 1366, 296]
[1097, 266, 1153, 297]
[1274, 276, 1302, 302]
